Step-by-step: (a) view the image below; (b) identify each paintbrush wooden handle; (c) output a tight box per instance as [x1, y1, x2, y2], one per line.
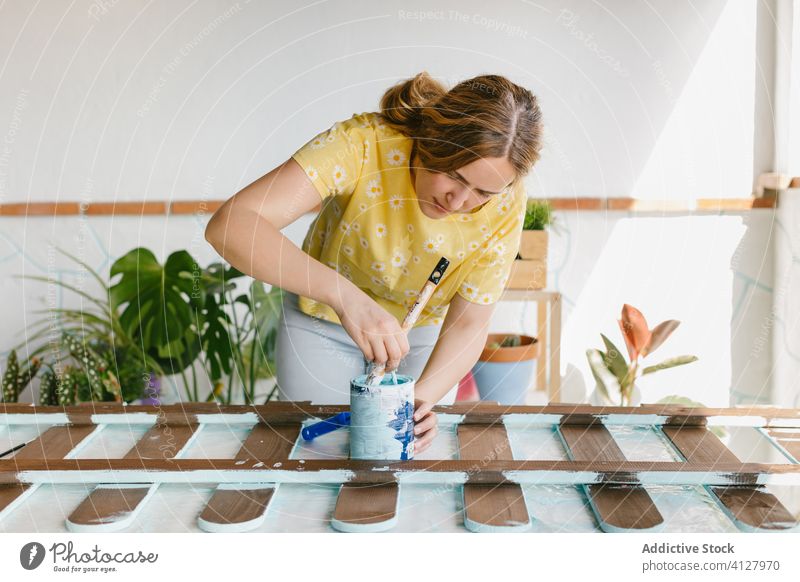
[366, 257, 450, 385]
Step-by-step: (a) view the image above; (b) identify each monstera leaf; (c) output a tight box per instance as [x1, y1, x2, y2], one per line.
[250, 282, 283, 345]
[247, 282, 283, 378]
[110, 248, 202, 372]
[201, 291, 235, 381]
[195, 262, 247, 382]
[202, 262, 245, 295]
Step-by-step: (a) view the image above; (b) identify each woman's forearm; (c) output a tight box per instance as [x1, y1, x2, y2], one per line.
[205, 207, 357, 313]
[414, 313, 490, 404]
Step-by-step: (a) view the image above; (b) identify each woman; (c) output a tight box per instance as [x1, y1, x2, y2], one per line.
[205, 72, 543, 453]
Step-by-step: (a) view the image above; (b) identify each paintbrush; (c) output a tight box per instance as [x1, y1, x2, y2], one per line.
[364, 256, 450, 385]
[301, 256, 450, 441]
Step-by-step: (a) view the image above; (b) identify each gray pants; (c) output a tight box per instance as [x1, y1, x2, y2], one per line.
[275, 292, 458, 405]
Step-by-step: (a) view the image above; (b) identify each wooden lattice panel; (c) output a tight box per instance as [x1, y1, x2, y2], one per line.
[1, 402, 800, 533]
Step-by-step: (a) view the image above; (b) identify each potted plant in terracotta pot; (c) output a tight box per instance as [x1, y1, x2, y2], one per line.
[471, 333, 539, 404]
[507, 200, 553, 290]
[586, 304, 698, 406]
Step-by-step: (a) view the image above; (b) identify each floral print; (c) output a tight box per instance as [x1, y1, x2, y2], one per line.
[386, 148, 406, 166]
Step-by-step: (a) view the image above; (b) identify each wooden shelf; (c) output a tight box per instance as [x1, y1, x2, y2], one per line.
[499, 289, 562, 403]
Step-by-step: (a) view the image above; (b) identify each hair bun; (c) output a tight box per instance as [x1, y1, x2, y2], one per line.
[379, 71, 446, 134]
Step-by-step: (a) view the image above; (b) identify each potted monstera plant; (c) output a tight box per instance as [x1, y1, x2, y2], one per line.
[110, 248, 283, 404]
[586, 304, 698, 406]
[18, 247, 282, 406]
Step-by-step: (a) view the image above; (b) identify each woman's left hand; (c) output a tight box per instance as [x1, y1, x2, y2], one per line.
[413, 399, 438, 455]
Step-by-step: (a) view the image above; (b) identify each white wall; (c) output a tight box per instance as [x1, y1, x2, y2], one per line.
[0, 0, 764, 203]
[0, 0, 782, 407]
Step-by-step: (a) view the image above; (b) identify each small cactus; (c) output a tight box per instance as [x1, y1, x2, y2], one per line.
[57, 366, 80, 406]
[2, 350, 41, 403]
[62, 333, 122, 402]
[39, 368, 60, 406]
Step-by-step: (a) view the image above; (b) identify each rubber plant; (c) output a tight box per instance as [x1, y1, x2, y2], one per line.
[586, 304, 698, 406]
[18, 249, 164, 404]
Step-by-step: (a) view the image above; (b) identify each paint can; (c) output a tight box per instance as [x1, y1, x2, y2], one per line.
[349, 373, 415, 460]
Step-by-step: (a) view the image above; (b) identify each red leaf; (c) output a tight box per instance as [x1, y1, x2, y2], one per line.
[619, 304, 651, 361]
[642, 320, 680, 357]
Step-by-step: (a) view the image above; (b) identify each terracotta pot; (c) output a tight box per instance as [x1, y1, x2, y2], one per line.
[472, 334, 538, 405]
[479, 334, 539, 362]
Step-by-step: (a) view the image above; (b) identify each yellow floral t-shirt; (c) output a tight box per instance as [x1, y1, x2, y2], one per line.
[290, 111, 526, 327]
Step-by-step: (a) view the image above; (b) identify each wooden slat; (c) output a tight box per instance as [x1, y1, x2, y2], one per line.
[122, 423, 199, 460]
[559, 424, 664, 532]
[662, 427, 799, 532]
[5, 457, 800, 486]
[661, 427, 739, 464]
[233, 424, 300, 461]
[3, 402, 800, 428]
[11, 424, 98, 459]
[66, 423, 199, 532]
[331, 482, 400, 532]
[331, 419, 404, 533]
[765, 429, 800, 462]
[549, 294, 562, 403]
[0, 424, 99, 521]
[197, 423, 301, 533]
[4, 457, 800, 486]
[536, 301, 548, 392]
[457, 424, 530, 532]
[0, 483, 32, 514]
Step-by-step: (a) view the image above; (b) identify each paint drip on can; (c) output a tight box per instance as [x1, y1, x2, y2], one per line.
[350, 373, 415, 460]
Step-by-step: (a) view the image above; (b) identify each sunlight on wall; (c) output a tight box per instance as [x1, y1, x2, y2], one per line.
[632, 0, 757, 199]
[560, 215, 747, 406]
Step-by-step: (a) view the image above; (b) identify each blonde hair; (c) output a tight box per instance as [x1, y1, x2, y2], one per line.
[379, 71, 543, 179]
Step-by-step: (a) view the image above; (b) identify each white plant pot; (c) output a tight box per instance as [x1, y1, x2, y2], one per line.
[588, 382, 641, 407]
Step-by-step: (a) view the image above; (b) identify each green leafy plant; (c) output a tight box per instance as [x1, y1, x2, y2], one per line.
[18, 249, 164, 404]
[523, 200, 554, 231]
[109, 248, 283, 404]
[199, 266, 284, 404]
[586, 304, 698, 406]
[110, 248, 204, 376]
[19, 248, 283, 405]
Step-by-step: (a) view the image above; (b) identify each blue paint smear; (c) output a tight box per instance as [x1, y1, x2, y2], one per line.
[387, 400, 415, 460]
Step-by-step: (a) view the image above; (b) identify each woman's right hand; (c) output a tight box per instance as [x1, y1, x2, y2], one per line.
[334, 286, 410, 372]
